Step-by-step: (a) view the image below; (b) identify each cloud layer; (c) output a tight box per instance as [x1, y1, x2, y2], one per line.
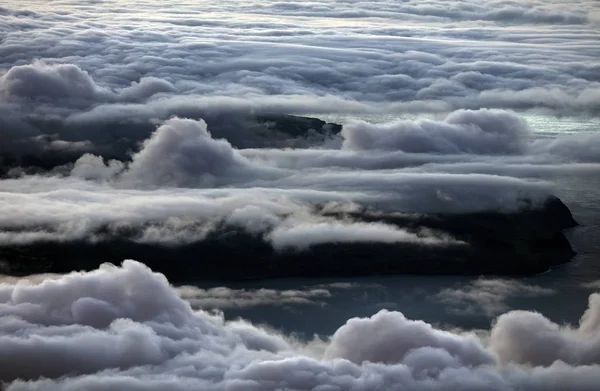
[2, 0, 599, 117]
[1, 0, 600, 162]
[2, 260, 600, 390]
[2, 107, 598, 251]
[1, 1, 599, 253]
[341, 109, 532, 154]
[1, 1, 600, 388]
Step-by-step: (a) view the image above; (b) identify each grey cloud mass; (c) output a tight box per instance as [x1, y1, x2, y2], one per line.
[341, 109, 532, 154]
[1, 261, 600, 390]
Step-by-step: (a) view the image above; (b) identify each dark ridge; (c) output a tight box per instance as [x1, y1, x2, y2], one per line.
[0, 196, 577, 281]
[541, 195, 578, 229]
[255, 114, 342, 137]
[0, 113, 342, 176]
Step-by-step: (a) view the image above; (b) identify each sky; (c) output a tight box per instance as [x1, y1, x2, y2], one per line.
[2, 0, 600, 389]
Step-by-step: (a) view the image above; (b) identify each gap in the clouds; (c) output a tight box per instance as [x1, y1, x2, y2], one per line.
[183, 271, 588, 339]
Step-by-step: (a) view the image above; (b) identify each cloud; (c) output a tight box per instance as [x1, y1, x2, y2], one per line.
[7, 108, 589, 253]
[6, 106, 596, 273]
[0, 0, 599, 388]
[490, 293, 600, 366]
[341, 109, 531, 154]
[0, 272, 340, 309]
[71, 154, 125, 181]
[436, 279, 555, 316]
[268, 221, 464, 252]
[176, 285, 331, 309]
[583, 281, 600, 290]
[1, 260, 600, 390]
[531, 132, 600, 163]
[0, 61, 112, 102]
[323, 309, 495, 366]
[339, 109, 600, 163]
[1, 0, 599, 174]
[120, 117, 281, 188]
[0, 173, 472, 249]
[0, 0, 599, 164]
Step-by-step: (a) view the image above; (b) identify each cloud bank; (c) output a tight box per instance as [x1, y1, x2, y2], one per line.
[2, 260, 600, 390]
[1, 0, 600, 163]
[1, 1, 599, 388]
[342, 109, 532, 155]
[1, 107, 596, 253]
[1, 1, 599, 252]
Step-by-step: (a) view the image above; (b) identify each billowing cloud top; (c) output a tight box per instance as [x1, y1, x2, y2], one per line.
[1, 0, 600, 149]
[2, 260, 600, 390]
[1, 0, 599, 163]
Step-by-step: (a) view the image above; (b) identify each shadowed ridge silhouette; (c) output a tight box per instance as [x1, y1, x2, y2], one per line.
[0, 195, 576, 282]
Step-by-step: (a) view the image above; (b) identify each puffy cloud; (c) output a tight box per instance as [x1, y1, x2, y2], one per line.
[71, 154, 125, 181]
[1, 260, 600, 390]
[531, 132, 600, 163]
[341, 109, 531, 154]
[490, 293, 600, 366]
[0, 61, 111, 102]
[117, 77, 178, 102]
[121, 117, 280, 188]
[323, 309, 494, 366]
[0, 0, 599, 166]
[338, 108, 600, 162]
[5, 109, 583, 252]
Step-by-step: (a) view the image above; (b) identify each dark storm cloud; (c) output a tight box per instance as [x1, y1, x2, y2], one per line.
[1, 261, 600, 390]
